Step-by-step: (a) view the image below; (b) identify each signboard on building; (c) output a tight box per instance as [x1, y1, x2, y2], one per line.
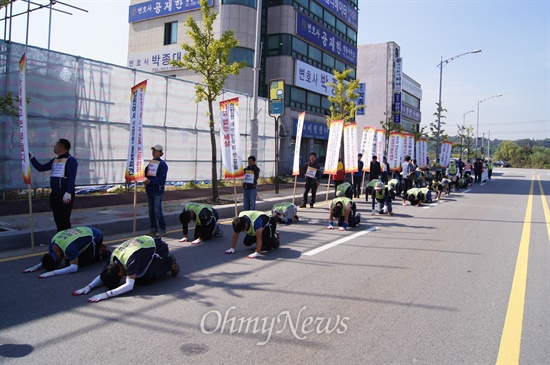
[356, 83, 366, 115]
[317, 0, 358, 30]
[128, 0, 214, 23]
[295, 60, 336, 97]
[292, 119, 329, 140]
[296, 13, 357, 66]
[128, 47, 183, 72]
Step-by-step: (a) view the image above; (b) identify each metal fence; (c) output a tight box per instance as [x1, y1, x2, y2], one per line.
[0, 40, 275, 191]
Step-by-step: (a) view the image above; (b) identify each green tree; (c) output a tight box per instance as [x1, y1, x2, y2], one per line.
[0, 92, 18, 116]
[429, 102, 448, 148]
[326, 69, 363, 127]
[0, 0, 14, 9]
[170, 0, 246, 201]
[494, 140, 521, 162]
[457, 124, 475, 160]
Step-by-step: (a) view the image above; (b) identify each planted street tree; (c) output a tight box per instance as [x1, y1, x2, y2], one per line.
[326, 69, 363, 127]
[170, 0, 246, 201]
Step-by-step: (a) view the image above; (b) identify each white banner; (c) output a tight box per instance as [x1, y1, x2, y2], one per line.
[387, 132, 403, 172]
[375, 129, 386, 163]
[125, 80, 147, 182]
[220, 98, 244, 179]
[402, 133, 415, 161]
[416, 138, 428, 169]
[343, 123, 358, 173]
[19, 54, 31, 185]
[324, 120, 343, 175]
[440, 141, 453, 168]
[294, 60, 336, 97]
[360, 127, 375, 171]
[292, 112, 306, 176]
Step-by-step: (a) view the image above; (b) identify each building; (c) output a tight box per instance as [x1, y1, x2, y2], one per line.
[127, 0, 359, 174]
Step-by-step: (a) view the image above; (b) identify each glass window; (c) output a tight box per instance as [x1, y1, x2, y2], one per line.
[308, 45, 322, 62]
[348, 28, 357, 43]
[292, 37, 308, 56]
[229, 47, 254, 67]
[295, 0, 308, 9]
[335, 59, 345, 72]
[291, 87, 306, 104]
[322, 95, 332, 111]
[222, 0, 256, 8]
[307, 92, 321, 108]
[336, 18, 347, 35]
[324, 11, 335, 28]
[164, 22, 178, 45]
[323, 53, 334, 69]
[310, 1, 323, 19]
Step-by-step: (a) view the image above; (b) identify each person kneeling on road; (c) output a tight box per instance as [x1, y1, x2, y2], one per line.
[327, 197, 361, 231]
[225, 211, 280, 259]
[271, 202, 299, 225]
[374, 182, 393, 215]
[178, 203, 222, 245]
[336, 181, 354, 199]
[72, 235, 179, 303]
[23, 226, 110, 278]
[406, 187, 433, 207]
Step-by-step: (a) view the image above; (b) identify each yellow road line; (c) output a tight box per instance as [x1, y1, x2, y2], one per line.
[537, 176, 550, 242]
[496, 176, 534, 364]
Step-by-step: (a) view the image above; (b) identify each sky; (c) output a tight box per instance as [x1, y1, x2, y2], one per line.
[3, 0, 549, 141]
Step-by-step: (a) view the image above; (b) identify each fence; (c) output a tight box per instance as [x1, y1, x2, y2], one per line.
[0, 40, 275, 191]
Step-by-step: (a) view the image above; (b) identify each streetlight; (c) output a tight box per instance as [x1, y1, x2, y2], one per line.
[461, 110, 475, 160]
[435, 49, 481, 171]
[475, 94, 503, 159]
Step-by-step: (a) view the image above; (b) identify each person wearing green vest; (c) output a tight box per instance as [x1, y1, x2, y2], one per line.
[374, 181, 393, 215]
[225, 211, 279, 258]
[72, 235, 179, 302]
[406, 187, 433, 206]
[387, 178, 402, 198]
[487, 159, 494, 179]
[271, 202, 299, 225]
[446, 159, 460, 192]
[327, 196, 360, 231]
[23, 226, 109, 277]
[336, 181, 354, 199]
[178, 203, 222, 244]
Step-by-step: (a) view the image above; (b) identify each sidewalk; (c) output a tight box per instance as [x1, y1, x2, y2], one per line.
[0, 182, 336, 252]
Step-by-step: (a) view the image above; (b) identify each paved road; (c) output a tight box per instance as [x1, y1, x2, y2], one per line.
[0, 168, 548, 364]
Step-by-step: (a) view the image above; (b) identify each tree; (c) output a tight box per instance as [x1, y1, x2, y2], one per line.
[0, 92, 18, 116]
[0, 0, 14, 9]
[494, 140, 521, 162]
[457, 124, 475, 160]
[379, 110, 403, 153]
[170, 0, 246, 201]
[429, 102, 448, 148]
[326, 69, 363, 127]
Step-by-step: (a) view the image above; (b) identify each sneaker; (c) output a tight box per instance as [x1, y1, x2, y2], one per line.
[310, 204, 314, 208]
[156, 229, 167, 237]
[389, 211, 394, 216]
[299, 204, 307, 208]
[148, 229, 158, 236]
[167, 254, 180, 277]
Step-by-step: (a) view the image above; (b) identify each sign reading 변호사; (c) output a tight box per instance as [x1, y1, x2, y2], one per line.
[128, 0, 214, 23]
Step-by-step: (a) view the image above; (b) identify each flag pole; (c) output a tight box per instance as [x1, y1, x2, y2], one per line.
[27, 184, 35, 251]
[133, 181, 137, 235]
[326, 175, 332, 202]
[292, 175, 297, 205]
[233, 178, 238, 216]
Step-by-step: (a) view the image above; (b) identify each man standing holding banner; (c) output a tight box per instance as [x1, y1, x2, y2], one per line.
[125, 80, 147, 235]
[219, 98, 244, 215]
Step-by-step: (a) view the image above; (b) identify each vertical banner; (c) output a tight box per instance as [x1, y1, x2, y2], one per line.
[125, 80, 147, 182]
[219, 98, 244, 179]
[387, 132, 403, 172]
[19, 54, 31, 184]
[439, 141, 453, 168]
[393, 57, 402, 124]
[343, 123, 358, 173]
[402, 133, 415, 161]
[416, 138, 428, 169]
[360, 127, 375, 171]
[356, 83, 366, 116]
[375, 129, 386, 162]
[292, 112, 306, 176]
[324, 120, 344, 175]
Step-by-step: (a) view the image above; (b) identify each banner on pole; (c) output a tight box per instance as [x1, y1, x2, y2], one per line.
[125, 80, 147, 182]
[439, 141, 453, 168]
[375, 129, 386, 163]
[324, 120, 343, 175]
[360, 127, 375, 171]
[387, 132, 403, 172]
[416, 138, 428, 169]
[19, 54, 31, 184]
[402, 133, 415, 161]
[220, 98, 244, 179]
[343, 123, 358, 173]
[292, 112, 306, 176]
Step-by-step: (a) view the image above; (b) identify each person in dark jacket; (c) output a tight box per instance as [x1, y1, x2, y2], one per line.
[369, 155, 381, 181]
[145, 144, 168, 237]
[30, 138, 78, 232]
[243, 155, 260, 210]
[474, 158, 483, 184]
[353, 153, 364, 198]
[300, 152, 321, 208]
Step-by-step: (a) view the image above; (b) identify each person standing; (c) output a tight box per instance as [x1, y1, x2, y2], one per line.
[401, 155, 413, 206]
[474, 158, 483, 184]
[243, 156, 260, 210]
[30, 138, 78, 232]
[369, 155, 381, 181]
[145, 144, 168, 237]
[353, 153, 363, 198]
[487, 159, 494, 179]
[381, 156, 390, 183]
[300, 152, 321, 208]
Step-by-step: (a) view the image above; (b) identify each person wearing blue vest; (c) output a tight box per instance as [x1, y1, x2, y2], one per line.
[72, 235, 179, 302]
[327, 196, 361, 231]
[225, 211, 279, 259]
[145, 144, 168, 237]
[178, 203, 222, 244]
[30, 138, 78, 232]
[23, 226, 109, 277]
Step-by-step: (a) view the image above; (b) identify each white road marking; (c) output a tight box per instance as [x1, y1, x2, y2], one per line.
[303, 227, 378, 256]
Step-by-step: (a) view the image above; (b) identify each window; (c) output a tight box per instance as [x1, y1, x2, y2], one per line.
[308, 46, 322, 63]
[323, 53, 334, 69]
[324, 12, 335, 29]
[229, 47, 255, 67]
[292, 37, 308, 56]
[307, 92, 321, 108]
[222, 0, 256, 9]
[164, 22, 178, 45]
[310, 1, 323, 19]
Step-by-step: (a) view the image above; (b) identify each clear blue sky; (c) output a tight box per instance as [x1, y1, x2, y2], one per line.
[5, 0, 549, 141]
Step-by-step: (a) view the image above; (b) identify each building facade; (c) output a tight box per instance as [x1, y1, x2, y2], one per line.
[127, 0, 358, 174]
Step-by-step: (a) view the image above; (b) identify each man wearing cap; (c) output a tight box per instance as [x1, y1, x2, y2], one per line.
[30, 138, 78, 231]
[374, 181, 393, 215]
[145, 144, 168, 237]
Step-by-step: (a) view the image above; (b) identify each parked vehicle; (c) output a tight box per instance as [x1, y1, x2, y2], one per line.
[493, 160, 511, 168]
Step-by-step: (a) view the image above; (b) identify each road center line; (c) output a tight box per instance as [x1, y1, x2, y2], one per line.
[303, 227, 377, 256]
[496, 176, 534, 364]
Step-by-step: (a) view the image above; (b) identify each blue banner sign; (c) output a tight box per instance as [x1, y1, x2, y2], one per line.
[401, 104, 421, 122]
[316, 0, 358, 30]
[393, 93, 401, 124]
[128, 0, 213, 23]
[296, 13, 357, 67]
[292, 119, 330, 140]
[356, 83, 365, 115]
